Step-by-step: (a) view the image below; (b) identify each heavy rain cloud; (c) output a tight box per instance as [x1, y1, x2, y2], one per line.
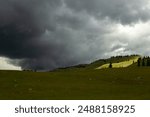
[1, 0, 150, 70]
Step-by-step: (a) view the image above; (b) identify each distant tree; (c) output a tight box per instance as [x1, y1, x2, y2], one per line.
[147, 59, 150, 66]
[137, 58, 141, 67]
[109, 62, 112, 68]
[142, 58, 145, 66]
[34, 69, 37, 72]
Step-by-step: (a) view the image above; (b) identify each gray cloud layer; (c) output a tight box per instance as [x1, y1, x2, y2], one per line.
[65, 0, 150, 24]
[0, 0, 150, 70]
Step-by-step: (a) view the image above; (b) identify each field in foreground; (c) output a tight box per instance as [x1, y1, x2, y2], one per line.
[0, 66, 150, 100]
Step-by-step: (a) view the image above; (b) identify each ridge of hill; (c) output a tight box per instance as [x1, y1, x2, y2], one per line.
[55, 55, 140, 71]
[96, 56, 139, 69]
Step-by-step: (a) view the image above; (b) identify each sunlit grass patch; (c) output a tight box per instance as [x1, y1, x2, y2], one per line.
[96, 56, 139, 69]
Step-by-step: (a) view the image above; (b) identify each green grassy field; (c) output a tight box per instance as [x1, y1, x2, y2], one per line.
[0, 55, 150, 100]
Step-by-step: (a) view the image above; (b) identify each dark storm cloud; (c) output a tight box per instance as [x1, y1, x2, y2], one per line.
[0, 0, 65, 70]
[65, 0, 150, 24]
[0, 0, 150, 70]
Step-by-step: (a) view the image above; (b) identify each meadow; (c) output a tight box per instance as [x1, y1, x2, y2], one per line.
[0, 55, 150, 100]
[96, 56, 139, 69]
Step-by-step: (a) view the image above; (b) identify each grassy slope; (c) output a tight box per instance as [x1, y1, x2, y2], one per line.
[96, 56, 139, 69]
[84, 55, 140, 69]
[0, 55, 150, 100]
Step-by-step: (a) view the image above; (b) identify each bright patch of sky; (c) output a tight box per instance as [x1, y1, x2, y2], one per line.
[0, 57, 21, 70]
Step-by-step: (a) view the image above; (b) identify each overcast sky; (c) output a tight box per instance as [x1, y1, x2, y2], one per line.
[0, 0, 150, 70]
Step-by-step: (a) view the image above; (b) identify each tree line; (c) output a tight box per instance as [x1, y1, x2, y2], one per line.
[137, 57, 150, 67]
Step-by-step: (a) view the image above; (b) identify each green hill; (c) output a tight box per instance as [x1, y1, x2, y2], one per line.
[96, 56, 139, 69]
[0, 55, 150, 100]
[55, 55, 140, 71]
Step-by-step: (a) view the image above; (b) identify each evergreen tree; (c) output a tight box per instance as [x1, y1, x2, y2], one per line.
[142, 58, 145, 66]
[147, 59, 150, 66]
[137, 58, 141, 67]
[109, 62, 112, 68]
